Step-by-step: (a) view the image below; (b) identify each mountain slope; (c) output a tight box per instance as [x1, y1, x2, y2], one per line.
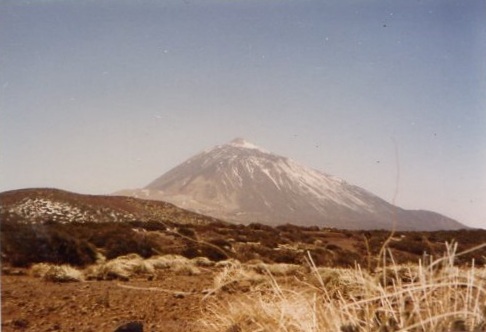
[120, 138, 465, 231]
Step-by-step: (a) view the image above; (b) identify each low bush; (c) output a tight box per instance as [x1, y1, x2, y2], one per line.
[104, 231, 156, 259]
[43, 264, 84, 282]
[86, 253, 154, 281]
[388, 236, 429, 256]
[182, 242, 229, 262]
[85, 254, 202, 280]
[1, 222, 97, 267]
[177, 226, 197, 238]
[31, 263, 84, 282]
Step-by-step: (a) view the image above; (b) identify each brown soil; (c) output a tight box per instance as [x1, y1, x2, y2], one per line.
[1, 270, 216, 332]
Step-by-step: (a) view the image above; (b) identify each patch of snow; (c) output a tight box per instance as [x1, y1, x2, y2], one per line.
[258, 164, 281, 190]
[227, 138, 268, 152]
[7, 197, 136, 224]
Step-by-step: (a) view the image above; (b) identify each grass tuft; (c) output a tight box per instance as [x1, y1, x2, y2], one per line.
[31, 263, 84, 282]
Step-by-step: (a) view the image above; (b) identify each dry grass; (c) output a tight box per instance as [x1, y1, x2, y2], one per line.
[30, 253, 208, 282]
[146, 254, 202, 275]
[31, 263, 84, 282]
[204, 261, 267, 298]
[82, 253, 205, 280]
[202, 242, 486, 331]
[248, 262, 303, 277]
[30, 263, 52, 278]
[84, 253, 154, 280]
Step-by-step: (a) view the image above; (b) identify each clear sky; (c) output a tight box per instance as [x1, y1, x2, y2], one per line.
[1, 0, 485, 228]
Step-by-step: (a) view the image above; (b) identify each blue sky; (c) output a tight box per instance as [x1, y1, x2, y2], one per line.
[1, 0, 485, 228]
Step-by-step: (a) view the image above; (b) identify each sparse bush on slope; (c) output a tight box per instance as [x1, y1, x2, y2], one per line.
[1, 221, 97, 267]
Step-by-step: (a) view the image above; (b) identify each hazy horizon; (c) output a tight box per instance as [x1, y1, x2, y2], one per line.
[1, 0, 485, 228]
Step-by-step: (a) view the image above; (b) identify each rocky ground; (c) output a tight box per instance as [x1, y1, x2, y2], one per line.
[1, 269, 216, 332]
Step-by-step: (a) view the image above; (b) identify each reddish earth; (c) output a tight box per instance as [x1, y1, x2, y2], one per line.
[1, 270, 217, 332]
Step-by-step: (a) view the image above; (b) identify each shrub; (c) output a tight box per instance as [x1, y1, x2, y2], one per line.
[247, 223, 275, 232]
[104, 231, 156, 259]
[307, 248, 334, 266]
[145, 254, 200, 275]
[388, 236, 429, 256]
[249, 263, 302, 276]
[271, 249, 302, 264]
[31, 263, 83, 282]
[46, 229, 98, 265]
[334, 250, 362, 268]
[1, 222, 97, 267]
[191, 256, 215, 267]
[177, 226, 196, 238]
[42, 264, 84, 282]
[30, 263, 51, 278]
[86, 254, 155, 281]
[209, 238, 232, 249]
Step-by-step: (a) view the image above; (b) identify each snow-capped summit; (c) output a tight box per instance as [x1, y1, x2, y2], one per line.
[227, 137, 268, 152]
[120, 139, 463, 230]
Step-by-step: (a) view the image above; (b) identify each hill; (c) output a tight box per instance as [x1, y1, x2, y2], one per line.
[0, 187, 221, 225]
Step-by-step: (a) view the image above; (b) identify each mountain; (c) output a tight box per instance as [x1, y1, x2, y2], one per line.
[0, 188, 221, 225]
[118, 138, 465, 231]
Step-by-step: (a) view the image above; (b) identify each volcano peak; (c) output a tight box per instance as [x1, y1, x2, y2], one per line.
[227, 138, 267, 152]
[124, 140, 464, 231]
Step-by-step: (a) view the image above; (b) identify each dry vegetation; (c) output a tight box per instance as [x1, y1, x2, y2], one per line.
[201, 242, 486, 332]
[5, 241, 483, 332]
[2, 218, 486, 270]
